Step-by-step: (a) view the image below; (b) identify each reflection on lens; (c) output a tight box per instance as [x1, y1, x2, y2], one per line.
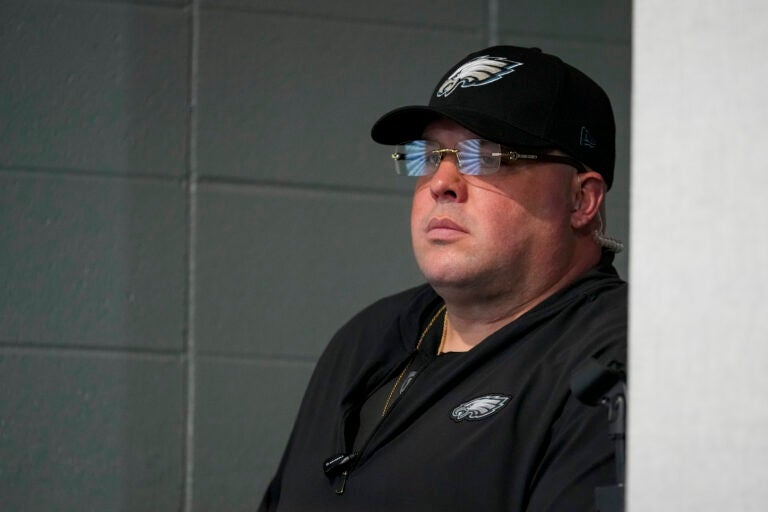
[394, 140, 439, 176]
[457, 139, 500, 175]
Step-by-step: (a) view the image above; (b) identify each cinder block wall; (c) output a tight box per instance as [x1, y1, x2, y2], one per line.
[0, 1, 630, 510]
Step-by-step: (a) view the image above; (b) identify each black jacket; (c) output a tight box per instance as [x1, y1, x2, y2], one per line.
[260, 258, 626, 511]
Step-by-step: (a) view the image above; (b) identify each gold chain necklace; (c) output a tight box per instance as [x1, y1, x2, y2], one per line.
[437, 311, 450, 355]
[380, 305, 447, 417]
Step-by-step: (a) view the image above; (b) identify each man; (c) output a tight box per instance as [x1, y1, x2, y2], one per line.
[260, 45, 626, 511]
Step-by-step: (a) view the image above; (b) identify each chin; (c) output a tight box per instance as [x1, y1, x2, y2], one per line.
[417, 262, 476, 290]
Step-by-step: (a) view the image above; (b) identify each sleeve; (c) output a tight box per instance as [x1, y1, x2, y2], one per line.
[524, 348, 624, 512]
[527, 394, 618, 511]
[257, 477, 279, 512]
[523, 289, 627, 511]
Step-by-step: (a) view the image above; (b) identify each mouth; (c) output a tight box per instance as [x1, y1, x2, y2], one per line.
[426, 217, 468, 240]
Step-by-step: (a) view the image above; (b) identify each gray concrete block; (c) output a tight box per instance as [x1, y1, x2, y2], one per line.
[0, 0, 189, 176]
[0, 172, 186, 350]
[195, 183, 423, 358]
[193, 357, 314, 511]
[197, 9, 482, 189]
[200, 0, 485, 28]
[498, 0, 632, 43]
[0, 350, 185, 512]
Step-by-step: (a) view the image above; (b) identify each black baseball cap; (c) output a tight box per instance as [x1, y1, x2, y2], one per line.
[371, 45, 616, 189]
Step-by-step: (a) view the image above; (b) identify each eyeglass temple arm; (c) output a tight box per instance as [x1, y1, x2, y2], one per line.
[497, 152, 587, 173]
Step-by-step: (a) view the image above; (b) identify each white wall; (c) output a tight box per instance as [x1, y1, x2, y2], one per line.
[630, 1, 768, 510]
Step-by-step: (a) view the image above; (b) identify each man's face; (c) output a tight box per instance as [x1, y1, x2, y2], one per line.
[410, 118, 579, 300]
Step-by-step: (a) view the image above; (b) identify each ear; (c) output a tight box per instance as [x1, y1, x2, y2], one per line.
[570, 171, 605, 230]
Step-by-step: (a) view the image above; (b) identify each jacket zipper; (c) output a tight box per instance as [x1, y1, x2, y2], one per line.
[333, 351, 426, 495]
[330, 305, 445, 495]
[324, 352, 415, 495]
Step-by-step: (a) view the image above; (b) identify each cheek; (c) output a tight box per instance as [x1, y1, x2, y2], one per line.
[410, 185, 431, 223]
[505, 181, 572, 223]
[479, 206, 526, 241]
[476, 194, 557, 243]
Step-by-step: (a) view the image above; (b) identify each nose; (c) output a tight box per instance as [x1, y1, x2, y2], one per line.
[428, 154, 468, 203]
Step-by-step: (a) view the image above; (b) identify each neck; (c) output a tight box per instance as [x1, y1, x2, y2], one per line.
[438, 247, 600, 353]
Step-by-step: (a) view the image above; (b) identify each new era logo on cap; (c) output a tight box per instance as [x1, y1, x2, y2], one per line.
[580, 126, 598, 149]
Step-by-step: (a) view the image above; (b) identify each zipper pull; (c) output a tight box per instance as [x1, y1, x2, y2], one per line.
[334, 470, 349, 495]
[324, 452, 357, 495]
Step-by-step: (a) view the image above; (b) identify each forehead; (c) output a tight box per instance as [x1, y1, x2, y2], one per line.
[422, 118, 487, 144]
[423, 117, 572, 161]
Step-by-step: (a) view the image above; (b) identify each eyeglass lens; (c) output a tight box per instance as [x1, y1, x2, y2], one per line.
[392, 139, 503, 176]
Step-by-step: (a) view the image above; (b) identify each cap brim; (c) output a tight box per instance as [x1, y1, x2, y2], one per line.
[371, 105, 553, 148]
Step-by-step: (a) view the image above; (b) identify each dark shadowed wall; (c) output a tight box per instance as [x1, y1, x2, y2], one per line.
[0, 1, 631, 510]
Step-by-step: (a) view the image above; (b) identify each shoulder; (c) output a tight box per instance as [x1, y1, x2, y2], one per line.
[313, 283, 438, 374]
[553, 267, 627, 370]
[335, 283, 436, 336]
[515, 262, 626, 376]
[560, 258, 627, 331]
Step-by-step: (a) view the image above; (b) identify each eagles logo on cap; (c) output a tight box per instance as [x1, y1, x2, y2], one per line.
[436, 56, 522, 98]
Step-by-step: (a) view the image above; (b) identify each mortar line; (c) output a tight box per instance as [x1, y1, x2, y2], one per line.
[488, 0, 499, 46]
[183, 1, 201, 511]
